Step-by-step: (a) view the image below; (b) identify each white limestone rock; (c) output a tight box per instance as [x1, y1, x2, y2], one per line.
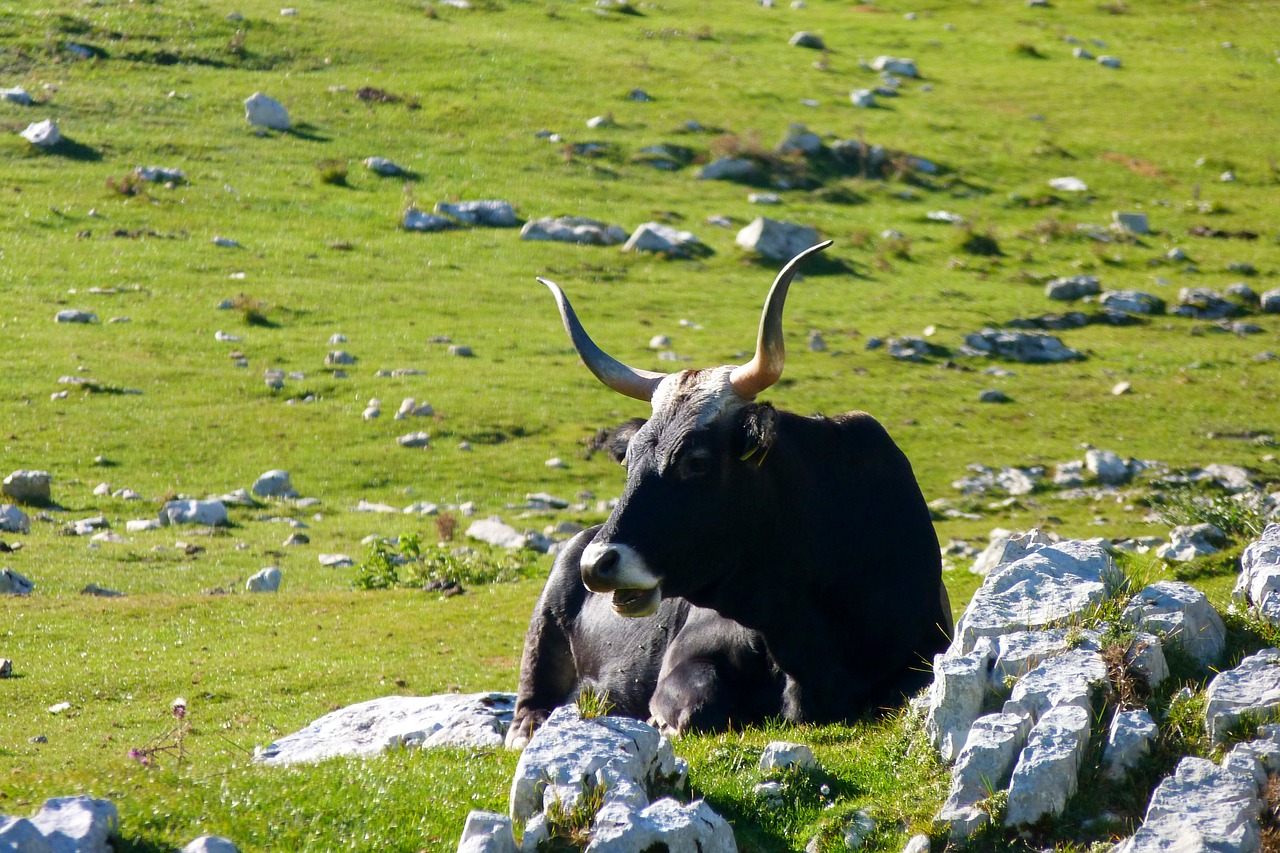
[777, 125, 823, 156]
[1122, 580, 1225, 668]
[1114, 757, 1261, 853]
[1124, 632, 1170, 689]
[836, 811, 875, 850]
[1262, 288, 1280, 314]
[159, 499, 229, 527]
[1085, 449, 1131, 485]
[1155, 523, 1225, 562]
[1103, 708, 1157, 780]
[1112, 211, 1150, 235]
[456, 810, 517, 853]
[257, 693, 515, 765]
[588, 798, 737, 853]
[136, 165, 185, 183]
[244, 92, 290, 130]
[246, 567, 282, 592]
[758, 741, 817, 773]
[0, 504, 30, 533]
[789, 31, 825, 49]
[1004, 704, 1091, 827]
[0, 817, 53, 853]
[970, 528, 1054, 577]
[901, 834, 930, 853]
[1100, 290, 1165, 315]
[1, 86, 33, 106]
[55, 309, 97, 324]
[1049, 176, 1088, 193]
[435, 200, 518, 228]
[355, 500, 397, 513]
[622, 223, 703, 257]
[698, 158, 759, 182]
[318, 553, 354, 568]
[182, 837, 241, 853]
[1220, 728, 1280, 786]
[1045, 275, 1101, 302]
[735, 218, 820, 263]
[951, 539, 1120, 655]
[21, 119, 60, 147]
[363, 156, 405, 176]
[1204, 648, 1280, 744]
[3, 470, 52, 504]
[1235, 523, 1280, 624]
[218, 488, 258, 507]
[404, 207, 456, 232]
[871, 56, 919, 77]
[467, 517, 528, 550]
[1006, 648, 1109, 721]
[1, 567, 34, 595]
[935, 712, 1032, 838]
[520, 216, 628, 246]
[29, 795, 120, 853]
[961, 328, 1082, 363]
[990, 628, 1100, 688]
[1194, 464, 1254, 493]
[508, 705, 678, 822]
[397, 431, 432, 448]
[849, 89, 876, 108]
[396, 398, 434, 419]
[926, 640, 995, 763]
[251, 469, 298, 499]
[325, 350, 356, 366]
[126, 519, 161, 533]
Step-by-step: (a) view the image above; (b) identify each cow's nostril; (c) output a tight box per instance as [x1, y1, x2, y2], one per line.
[591, 546, 620, 577]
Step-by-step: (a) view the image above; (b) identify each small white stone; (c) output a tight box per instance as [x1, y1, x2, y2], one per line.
[246, 567, 282, 592]
[758, 741, 818, 772]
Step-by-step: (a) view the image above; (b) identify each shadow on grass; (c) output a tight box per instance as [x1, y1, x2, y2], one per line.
[284, 123, 330, 142]
[43, 136, 103, 161]
[740, 253, 863, 278]
[113, 838, 170, 853]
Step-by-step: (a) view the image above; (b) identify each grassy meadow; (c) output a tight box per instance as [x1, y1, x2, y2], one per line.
[2, 0, 1280, 849]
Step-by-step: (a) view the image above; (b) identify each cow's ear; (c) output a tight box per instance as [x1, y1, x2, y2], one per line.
[605, 417, 647, 465]
[734, 403, 778, 466]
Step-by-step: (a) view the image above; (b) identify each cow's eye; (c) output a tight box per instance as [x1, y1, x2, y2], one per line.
[679, 450, 713, 480]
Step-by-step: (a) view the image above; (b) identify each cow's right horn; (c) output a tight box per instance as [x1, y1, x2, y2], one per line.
[539, 277, 666, 403]
[729, 240, 832, 400]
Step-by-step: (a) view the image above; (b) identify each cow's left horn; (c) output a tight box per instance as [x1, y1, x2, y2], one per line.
[538, 277, 667, 403]
[729, 240, 833, 400]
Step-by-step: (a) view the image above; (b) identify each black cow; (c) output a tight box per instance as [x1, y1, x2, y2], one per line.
[506, 242, 952, 747]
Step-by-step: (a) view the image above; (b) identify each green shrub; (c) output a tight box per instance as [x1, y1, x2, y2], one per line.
[1155, 488, 1266, 540]
[352, 534, 541, 590]
[316, 159, 349, 186]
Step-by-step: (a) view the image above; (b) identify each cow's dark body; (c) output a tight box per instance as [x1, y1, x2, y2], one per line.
[507, 406, 951, 743]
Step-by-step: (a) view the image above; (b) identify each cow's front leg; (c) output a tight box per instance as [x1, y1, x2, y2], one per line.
[505, 530, 598, 749]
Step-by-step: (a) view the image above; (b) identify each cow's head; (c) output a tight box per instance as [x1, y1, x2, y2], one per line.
[538, 241, 831, 617]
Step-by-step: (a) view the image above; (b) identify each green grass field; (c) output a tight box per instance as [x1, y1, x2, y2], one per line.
[2, 0, 1280, 849]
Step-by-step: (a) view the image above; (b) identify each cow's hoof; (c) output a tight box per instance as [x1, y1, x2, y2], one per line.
[504, 727, 531, 751]
[504, 711, 545, 750]
[647, 714, 682, 739]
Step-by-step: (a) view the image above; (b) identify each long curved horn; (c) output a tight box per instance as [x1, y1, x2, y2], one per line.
[538, 277, 666, 403]
[729, 240, 833, 399]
